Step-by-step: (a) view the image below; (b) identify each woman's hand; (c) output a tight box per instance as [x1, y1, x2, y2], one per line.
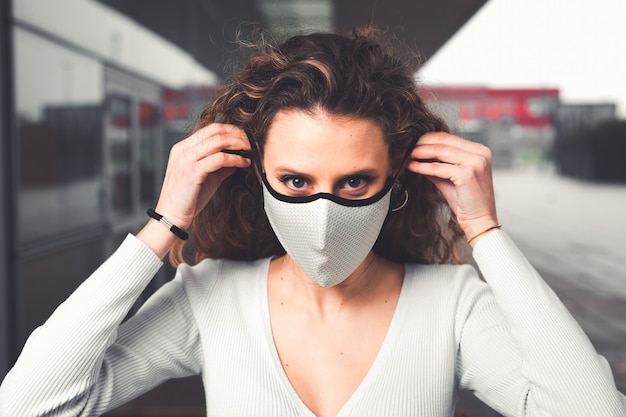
[154, 123, 251, 230]
[137, 123, 251, 258]
[405, 132, 498, 245]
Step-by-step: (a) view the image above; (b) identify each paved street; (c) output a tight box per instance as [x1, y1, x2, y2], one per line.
[459, 166, 626, 416]
[494, 166, 626, 301]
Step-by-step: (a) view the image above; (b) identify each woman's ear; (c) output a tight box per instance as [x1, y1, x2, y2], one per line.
[391, 135, 420, 175]
[391, 148, 405, 173]
[244, 129, 264, 177]
[391, 142, 413, 175]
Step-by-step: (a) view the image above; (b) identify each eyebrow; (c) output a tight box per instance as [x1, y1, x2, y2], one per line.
[273, 166, 382, 178]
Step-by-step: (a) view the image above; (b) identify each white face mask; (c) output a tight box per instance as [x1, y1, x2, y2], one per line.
[262, 182, 392, 287]
[243, 128, 415, 288]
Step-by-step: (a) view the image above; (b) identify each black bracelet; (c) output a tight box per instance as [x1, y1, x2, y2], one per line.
[146, 208, 189, 240]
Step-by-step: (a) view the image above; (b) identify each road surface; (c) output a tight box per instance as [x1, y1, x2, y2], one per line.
[493, 166, 626, 301]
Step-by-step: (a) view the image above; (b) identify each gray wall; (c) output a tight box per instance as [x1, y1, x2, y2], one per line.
[0, 0, 17, 380]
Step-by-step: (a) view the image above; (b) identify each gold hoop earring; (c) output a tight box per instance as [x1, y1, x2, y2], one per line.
[391, 189, 409, 212]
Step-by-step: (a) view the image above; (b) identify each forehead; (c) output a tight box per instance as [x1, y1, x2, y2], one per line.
[263, 109, 388, 163]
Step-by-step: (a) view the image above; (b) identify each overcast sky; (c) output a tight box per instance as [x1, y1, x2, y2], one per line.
[419, 0, 626, 116]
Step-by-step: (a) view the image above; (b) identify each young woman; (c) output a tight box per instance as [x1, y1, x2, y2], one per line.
[1, 27, 624, 417]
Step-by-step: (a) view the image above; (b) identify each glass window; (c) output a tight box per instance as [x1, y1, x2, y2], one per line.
[107, 95, 133, 214]
[139, 101, 159, 207]
[19, 240, 104, 344]
[14, 28, 104, 244]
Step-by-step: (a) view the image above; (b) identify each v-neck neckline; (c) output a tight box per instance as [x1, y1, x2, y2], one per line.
[259, 258, 411, 417]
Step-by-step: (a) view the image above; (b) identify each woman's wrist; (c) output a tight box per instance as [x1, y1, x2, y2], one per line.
[462, 218, 501, 247]
[466, 223, 502, 246]
[136, 218, 182, 259]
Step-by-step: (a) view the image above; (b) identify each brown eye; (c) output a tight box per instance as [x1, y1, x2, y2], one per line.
[280, 176, 308, 190]
[289, 178, 306, 188]
[346, 177, 365, 189]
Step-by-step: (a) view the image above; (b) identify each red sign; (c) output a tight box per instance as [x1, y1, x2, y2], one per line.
[420, 86, 560, 127]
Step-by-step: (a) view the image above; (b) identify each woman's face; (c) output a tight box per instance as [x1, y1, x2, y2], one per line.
[263, 109, 392, 200]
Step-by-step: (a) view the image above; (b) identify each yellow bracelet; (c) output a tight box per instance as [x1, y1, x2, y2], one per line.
[467, 224, 502, 244]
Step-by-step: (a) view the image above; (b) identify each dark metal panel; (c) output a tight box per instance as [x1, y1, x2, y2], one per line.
[98, 0, 268, 79]
[97, 0, 488, 79]
[334, 0, 489, 61]
[0, 0, 18, 379]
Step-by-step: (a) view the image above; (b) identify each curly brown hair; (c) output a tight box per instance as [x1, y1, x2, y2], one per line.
[170, 26, 465, 267]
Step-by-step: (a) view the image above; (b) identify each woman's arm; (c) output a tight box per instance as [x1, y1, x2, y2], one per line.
[0, 234, 206, 416]
[0, 235, 162, 416]
[408, 132, 625, 415]
[456, 230, 625, 415]
[0, 123, 252, 416]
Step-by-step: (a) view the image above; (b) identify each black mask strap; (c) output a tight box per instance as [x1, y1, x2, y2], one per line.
[244, 128, 265, 176]
[242, 128, 420, 208]
[389, 135, 420, 208]
[218, 128, 265, 205]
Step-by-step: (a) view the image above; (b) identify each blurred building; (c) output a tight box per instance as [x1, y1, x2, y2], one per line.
[422, 86, 560, 168]
[161, 85, 222, 148]
[0, 0, 220, 393]
[554, 103, 617, 138]
[552, 103, 620, 181]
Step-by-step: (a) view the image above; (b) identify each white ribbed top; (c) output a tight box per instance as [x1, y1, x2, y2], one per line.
[0, 230, 624, 416]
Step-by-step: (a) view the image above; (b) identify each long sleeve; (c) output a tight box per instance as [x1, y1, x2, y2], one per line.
[0, 235, 202, 417]
[457, 230, 626, 416]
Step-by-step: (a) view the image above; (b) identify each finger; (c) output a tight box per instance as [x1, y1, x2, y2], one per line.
[416, 132, 491, 157]
[198, 151, 252, 175]
[194, 124, 251, 157]
[406, 155, 490, 187]
[411, 142, 491, 164]
[413, 134, 490, 167]
[408, 147, 491, 177]
[411, 163, 497, 216]
[177, 152, 251, 189]
[178, 124, 251, 162]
